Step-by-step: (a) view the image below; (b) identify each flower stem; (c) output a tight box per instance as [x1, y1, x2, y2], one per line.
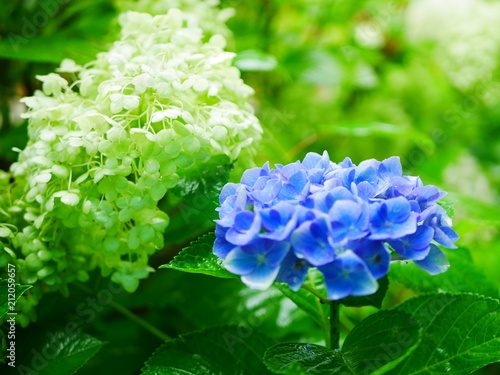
[301, 283, 332, 305]
[329, 300, 340, 350]
[73, 282, 171, 342]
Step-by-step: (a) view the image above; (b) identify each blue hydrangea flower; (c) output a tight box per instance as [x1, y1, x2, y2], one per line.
[224, 238, 290, 290]
[318, 250, 378, 300]
[276, 252, 310, 292]
[291, 215, 335, 266]
[259, 201, 298, 241]
[214, 152, 458, 299]
[225, 210, 261, 245]
[368, 197, 417, 240]
[388, 225, 434, 260]
[328, 200, 369, 245]
[350, 240, 390, 279]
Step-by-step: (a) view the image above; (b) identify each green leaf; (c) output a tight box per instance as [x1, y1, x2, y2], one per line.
[141, 325, 274, 375]
[264, 343, 344, 374]
[341, 310, 421, 374]
[171, 154, 233, 215]
[388, 293, 500, 375]
[0, 278, 32, 319]
[16, 330, 105, 375]
[437, 200, 455, 219]
[342, 276, 389, 308]
[264, 310, 421, 375]
[234, 49, 278, 71]
[276, 274, 389, 334]
[390, 247, 499, 299]
[160, 232, 236, 279]
[275, 283, 329, 329]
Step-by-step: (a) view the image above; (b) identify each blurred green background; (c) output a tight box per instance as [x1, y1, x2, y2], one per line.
[1, 0, 499, 374]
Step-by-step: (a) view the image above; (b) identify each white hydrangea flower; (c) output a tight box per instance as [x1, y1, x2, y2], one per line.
[117, 0, 235, 39]
[9, 6, 262, 303]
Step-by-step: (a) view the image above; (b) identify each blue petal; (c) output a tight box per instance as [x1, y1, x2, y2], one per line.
[368, 202, 386, 227]
[219, 183, 238, 204]
[302, 152, 323, 170]
[433, 226, 459, 249]
[240, 167, 265, 187]
[414, 244, 450, 275]
[291, 217, 335, 266]
[280, 162, 304, 179]
[355, 165, 380, 186]
[224, 247, 257, 275]
[409, 186, 442, 207]
[369, 199, 417, 240]
[389, 214, 418, 238]
[352, 241, 390, 279]
[329, 200, 369, 244]
[234, 211, 256, 231]
[276, 252, 309, 291]
[388, 225, 433, 260]
[241, 262, 280, 290]
[386, 176, 414, 197]
[329, 221, 349, 246]
[226, 211, 261, 245]
[250, 178, 282, 205]
[214, 226, 236, 259]
[339, 157, 354, 168]
[379, 156, 402, 178]
[318, 250, 377, 300]
[354, 181, 376, 200]
[408, 225, 434, 249]
[252, 175, 270, 191]
[279, 170, 309, 201]
[259, 202, 298, 241]
[260, 201, 295, 230]
[357, 158, 380, 171]
[260, 208, 282, 231]
[329, 200, 361, 226]
[265, 240, 291, 267]
[385, 197, 412, 223]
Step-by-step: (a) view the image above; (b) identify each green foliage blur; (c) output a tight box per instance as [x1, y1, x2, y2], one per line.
[0, 0, 499, 374]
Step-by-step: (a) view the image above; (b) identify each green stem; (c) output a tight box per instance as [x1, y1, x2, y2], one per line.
[301, 284, 332, 305]
[329, 301, 340, 350]
[74, 282, 171, 342]
[301, 282, 334, 347]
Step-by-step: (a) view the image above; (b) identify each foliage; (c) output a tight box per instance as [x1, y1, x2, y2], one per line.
[0, 0, 499, 374]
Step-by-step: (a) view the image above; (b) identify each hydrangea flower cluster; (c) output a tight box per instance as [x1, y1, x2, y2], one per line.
[119, 0, 235, 40]
[214, 153, 458, 300]
[4, 4, 261, 322]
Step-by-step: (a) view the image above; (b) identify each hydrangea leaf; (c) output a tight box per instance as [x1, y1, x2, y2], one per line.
[169, 155, 234, 221]
[15, 330, 105, 375]
[160, 232, 236, 279]
[275, 283, 329, 330]
[264, 310, 420, 374]
[141, 326, 274, 375]
[0, 279, 32, 319]
[341, 276, 389, 308]
[390, 247, 499, 299]
[388, 293, 500, 375]
[264, 343, 344, 374]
